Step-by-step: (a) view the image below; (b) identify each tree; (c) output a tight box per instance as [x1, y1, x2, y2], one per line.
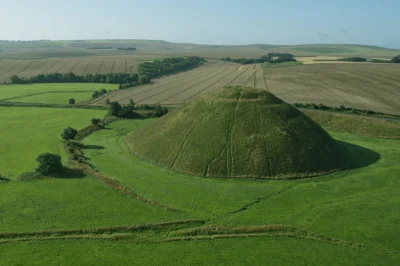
[100, 88, 107, 94]
[154, 105, 168, 117]
[68, 98, 75, 105]
[105, 99, 111, 105]
[61, 127, 78, 140]
[109, 101, 122, 116]
[92, 91, 100, 98]
[35, 153, 63, 175]
[118, 84, 123, 90]
[391, 55, 400, 63]
[91, 118, 100, 125]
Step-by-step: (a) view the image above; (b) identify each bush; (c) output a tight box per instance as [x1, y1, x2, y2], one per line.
[61, 127, 78, 140]
[105, 99, 111, 105]
[109, 102, 122, 116]
[91, 118, 101, 125]
[35, 153, 63, 175]
[391, 55, 400, 63]
[69, 98, 75, 105]
[154, 105, 168, 117]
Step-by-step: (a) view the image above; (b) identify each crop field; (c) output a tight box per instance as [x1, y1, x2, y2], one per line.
[0, 107, 106, 178]
[0, 58, 139, 82]
[0, 83, 117, 104]
[92, 61, 268, 106]
[94, 61, 400, 115]
[266, 63, 400, 115]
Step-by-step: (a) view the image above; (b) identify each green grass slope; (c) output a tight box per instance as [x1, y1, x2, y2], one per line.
[127, 87, 347, 178]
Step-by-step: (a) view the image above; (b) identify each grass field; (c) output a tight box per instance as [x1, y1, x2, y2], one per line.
[0, 83, 117, 104]
[1, 110, 399, 264]
[93, 61, 400, 115]
[0, 107, 106, 178]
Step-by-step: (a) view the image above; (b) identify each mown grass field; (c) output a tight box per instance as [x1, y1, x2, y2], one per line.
[0, 83, 116, 104]
[0, 107, 106, 178]
[94, 61, 400, 115]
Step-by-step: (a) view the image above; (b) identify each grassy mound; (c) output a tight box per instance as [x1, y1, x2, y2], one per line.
[127, 87, 347, 178]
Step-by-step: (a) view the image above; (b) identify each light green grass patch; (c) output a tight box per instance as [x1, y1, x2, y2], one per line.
[1, 237, 399, 266]
[8, 91, 95, 104]
[0, 107, 106, 178]
[0, 176, 188, 233]
[0, 83, 117, 103]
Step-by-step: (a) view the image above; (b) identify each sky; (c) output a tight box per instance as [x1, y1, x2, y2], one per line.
[1, 0, 399, 48]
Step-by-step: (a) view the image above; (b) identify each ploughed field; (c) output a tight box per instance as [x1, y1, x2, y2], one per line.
[0, 58, 139, 83]
[93, 61, 400, 115]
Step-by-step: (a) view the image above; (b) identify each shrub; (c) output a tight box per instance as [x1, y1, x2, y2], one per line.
[68, 98, 75, 105]
[35, 153, 63, 175]
[105, 99, 111, 105]
[109, 102, 122, 116]
[391, 55, 400, 63]
[91, 118, 101, 125]
[154, 105, 169, 117]
[61, 127, 78, 140]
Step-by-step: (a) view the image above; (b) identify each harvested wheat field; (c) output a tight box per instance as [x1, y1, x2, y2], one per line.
[93, 61, 400, 114]
[266, 63, 400, 114]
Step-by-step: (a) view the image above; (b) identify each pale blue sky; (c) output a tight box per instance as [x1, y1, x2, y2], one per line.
[1, 0, 399, 48]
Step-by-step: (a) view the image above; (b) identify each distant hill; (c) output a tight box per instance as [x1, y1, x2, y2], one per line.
[127, 87, 348, 179]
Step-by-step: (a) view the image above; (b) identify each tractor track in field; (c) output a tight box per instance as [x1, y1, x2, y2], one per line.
[153, 65, 234, 104]
[96, 59, 105, 74]
[110, 59, 116, 73]
[69, 60, 81, 74]
[23, 59, 48, 77]
[55, 60, 70, 73]
[128, 61, 224, 99]
[182, 65, 245, 103]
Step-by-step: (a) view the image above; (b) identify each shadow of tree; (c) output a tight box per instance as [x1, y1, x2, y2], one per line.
[83, 145, 105, 150]
[53, 168, 86, 179]
[338, 140, 381, 170]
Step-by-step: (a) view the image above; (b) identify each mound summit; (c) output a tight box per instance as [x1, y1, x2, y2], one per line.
[127, 87, 347, 178]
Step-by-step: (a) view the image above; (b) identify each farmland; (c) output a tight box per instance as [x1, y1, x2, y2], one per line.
[94, 61, 400, 115]
[0, 58, 139, 83]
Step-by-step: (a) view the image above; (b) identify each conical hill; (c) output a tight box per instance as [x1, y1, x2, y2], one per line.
[126, 87, 347, 178]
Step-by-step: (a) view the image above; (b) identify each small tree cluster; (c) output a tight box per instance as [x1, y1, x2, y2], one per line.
[154, 105, 168, 117]
[35, 153, 63, 175]
[91, 118, 101, 125]
[391, 55, 400, 63]
[61, 127, 78, 140]
[108, 99, 137, 118]
[92, 88, 108, 99]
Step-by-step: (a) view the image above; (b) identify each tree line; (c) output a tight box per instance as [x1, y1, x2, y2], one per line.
[221, 53, 296, 65]
[10, 56, 205, 86]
